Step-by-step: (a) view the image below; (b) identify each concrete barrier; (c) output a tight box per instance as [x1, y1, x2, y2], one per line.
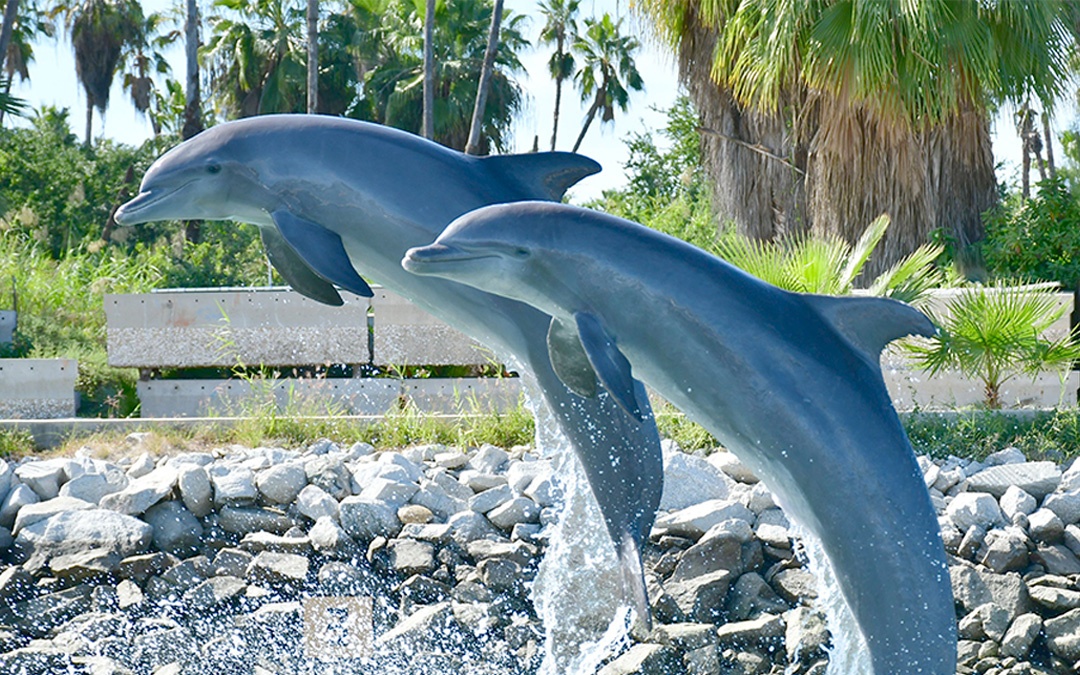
[0, 359, 78, 418]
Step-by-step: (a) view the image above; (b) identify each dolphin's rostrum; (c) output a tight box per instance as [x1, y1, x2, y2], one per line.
[403, 200, 958, 675]
[114, 115, 664, 629]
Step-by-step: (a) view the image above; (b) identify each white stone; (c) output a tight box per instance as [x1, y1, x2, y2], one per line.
[0, 460, 12, 505]
[14, 509, 152, 570]
[126, 453, 155, 479]
[255, 463, 308, 505]
[707, 451, 758, 484]
[746, 483, 777, 514]
[143, 501, 203, 557]
[523, 475, 559, 507]
[339, 497, 401, 541]
[208, 464, 258, 506]
[166, 453, 214, 468]
[410, 481, 467, 520]
[177, 465, 213, 518]
[458, 470, 506, 493]
[358, 477, 418, 508]
[296, 484, 338, 522]
[487, 497, 540, 530]
[1000, 486, 1038, 521]
[469, 484, 513, 514]
[933, 467, 964, 494]
[1043, 489, 1080, 525]
[308, 516, 357, 557]
[1060, 460, 1080, 492]
[433, 451, 470, 469]
[653, 499, 755, 539]
[99, 466, 177, 516]
[0, 483, 38, 529]
[505, 460, 551, 494]
[14, 460, 67, 501]
[378, 452, 424, 483]
[12, 496, 95, 536]
[468, 445, 509, 474]
[349, 462, 413, 492]
[1065, 524, 1080, 557]
[946, 492, 1002, 531]
[968, 461, 1061, 500]
[660, 449, 735, 511]
[986, 447, 1027, 466]
[1029, 508, 1065, 542]
[428, 469, 474, 502]
[58, 470, 128, 505]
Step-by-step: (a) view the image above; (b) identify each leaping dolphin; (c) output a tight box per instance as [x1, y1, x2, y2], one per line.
[113, 115, 663, 628]
[403, 201, 957, 675]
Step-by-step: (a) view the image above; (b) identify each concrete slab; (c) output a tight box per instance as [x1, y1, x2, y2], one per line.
[0, 311, 14, 344]
[371, 288, 493, 367]
[137, 378, 402, 418]
[0, 359, 78, 418]
[403, 378, 524, 414]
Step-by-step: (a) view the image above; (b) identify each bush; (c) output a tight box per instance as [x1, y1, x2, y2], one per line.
[982, 177, 1080, 289]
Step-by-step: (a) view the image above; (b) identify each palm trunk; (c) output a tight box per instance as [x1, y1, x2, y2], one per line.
[1043, 111, 1056, 182]
[85, 100, 93, 148]
[465, 0, 502, 155]
[1021, 107, 1032, 199]
[0, 0, 18, 81]
[181, 0, 202, 140]
[572, 94, 601, 153]
[421, 0, 435, 139]
[306, 0, 318, 114]
[550, 35, 564, 151]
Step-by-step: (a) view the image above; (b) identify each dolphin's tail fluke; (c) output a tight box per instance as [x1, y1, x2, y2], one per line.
[618, 532, 652, 634]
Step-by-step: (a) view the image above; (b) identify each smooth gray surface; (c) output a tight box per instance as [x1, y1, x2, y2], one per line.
[113, 116, 662, 624]
[404, 201, 958, 675]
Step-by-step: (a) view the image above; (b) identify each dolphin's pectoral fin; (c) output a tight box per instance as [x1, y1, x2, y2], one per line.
[574, 312, 644, 422]
[271, 209, 374, 298]
[802, 294, 936, 362]
[482, 153, 602, 201]
[547, 317, 600, 398]
[259, 226, 344, 306]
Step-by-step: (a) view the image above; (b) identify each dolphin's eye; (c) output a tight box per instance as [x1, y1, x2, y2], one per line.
[206, 163, 222, 175]
[513, 248, 530, 259]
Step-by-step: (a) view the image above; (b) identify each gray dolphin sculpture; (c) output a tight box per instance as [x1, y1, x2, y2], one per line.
[403, 201, 957, 675]
[113, 115, 662, 625]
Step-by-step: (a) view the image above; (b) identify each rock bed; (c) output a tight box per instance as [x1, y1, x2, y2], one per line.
[0, 436, 1077, 675]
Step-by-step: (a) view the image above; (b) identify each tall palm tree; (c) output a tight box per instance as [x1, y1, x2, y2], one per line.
[181, 0, 201, 139]
[0, 2, 53, 124]
[305, 0, 316, 112]
[118, 7, 170, 133]
[537, 0, 577, 150]
[421, 0, 433, 138]
[464, 0, 501, 154]
[0, 0, 20, 73]
[570, 13, 642, 153]
[636, 0, 1076, 276]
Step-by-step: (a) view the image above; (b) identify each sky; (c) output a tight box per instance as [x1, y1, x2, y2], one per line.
[8, 0, 1076, 202]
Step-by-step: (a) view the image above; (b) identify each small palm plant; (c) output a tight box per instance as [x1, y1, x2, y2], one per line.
[901, 282, 1080, 408]
[713, 214, 946, 306]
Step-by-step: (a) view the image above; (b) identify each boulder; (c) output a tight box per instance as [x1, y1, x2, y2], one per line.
[208, 464, 258, 506]
[295, 484, 339, 522]
[176, 466, 213, 518]
[946, 492, 1002, 531]
[1043, 489, 1080, 525]
[14, 460, 67, 501]
[950, 564, 1032, 617]
[14, 509, 152, 573]
[255, 463, 307, 505]
[339, 497, 402, 541]
[1000, 613, 1043, 659]
[659, 447, 735, 510]
[486, 497, 540, 530]
[1044, 608, 1080, 661]
[246, 551, 309, 586]
[597, 644, 682, 675]
[59, 470, 129, 505]
[143, 501, 203, 558]
[665, 569, 734, 623]
[217, 506, 297, 535]
[12, 496, 95, 536]
[0, 484, 40, 529]
[652, 499, 754, 539]
[967, 461, 1060, 499]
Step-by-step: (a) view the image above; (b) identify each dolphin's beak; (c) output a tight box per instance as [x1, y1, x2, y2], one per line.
[402, 243, 486, 275]
[115, 182, 194, 225]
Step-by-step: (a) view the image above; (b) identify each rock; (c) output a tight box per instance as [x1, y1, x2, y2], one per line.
[755, 522, 792, 549]
[0, 483, 40, 529]
[715, 612, 785, 646]
[1043, 489, 1080, 525]
[295, 484, 339, 522]
[305, 456, 354, 500]
[387, 538, 436, 576]
[176, 466, 212, 518]
[100, 466, 177, 516]
[1029, 508, 1065, 542]
[1029, 584, 1080, 612]
[410, 481, 468, 520]
[505, 459, 551, 494]
[487, 497, 540, 530]
[12, 495, 95, 535]
[652, 499, 754, 539]
[240, 531, 312, 555]
[469, 484, 513, 514]
[466, 539, 537, 567]
[6, 585, 92, 638]
[0, 647, 73, 672]
[958, 524, 987, 560]
[670, 527, 748, 582]
[597, 644, 682, 675]
[979, 528, 1030, 574]
[217, 505, 297, 535]
[212, 548, 254, 577]
[1000, 613, 1042, 658]
[950, 564, 1032, 617]
[49, 547, 122, 581]
[707, 450, 758, 484]
[246, 551, 309, 586]
[947, 492, 1003, 531]
[132, 626, 196, 672]
[143, 501, 203, 558]
[118, 552, 178, 583]
[126, 452, 155, 479]
[308, 516, 359, 558]
[59, 470, 129, 505]
[358, 477, 419, 508]
[208, 464, 258, 506]
[522, 474, 558, 507]
[1067, 523, 1080, 557]
[433, 450, 470, 469]
[958, 602, 1011, 641]
[477, 558, 520, 593]
[785, 606, 830, 663]
[746, 482, 777, 514]
[398, 504, 434, 524]
[339, 497, 402, 541]
[468, 445, 509, 474]
[378, 452, 425, 483]
[771, 567, 818, 604]
[183, 576, 246, 611]
[659, 448, 735, 510]
[14, 509, 152, 573]
[459, 471, 507, 493]
[0, 461, 11, 503]
[117, 578, 144, 609]
[1043, 608, 1080, 661]
[376, 601, 461, 649]
[727, 572, 788, 621]
[999, 485, 1039, 521]
[15, 460, 67, 500]
[447, 510, 501, 545]
[1033, 543, 1080, 576]
[665, 569, 734, 623]
[969, 461, 1061, 499]
[255, 463, 307, 504]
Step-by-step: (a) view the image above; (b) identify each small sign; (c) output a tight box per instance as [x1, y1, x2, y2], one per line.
[303, 596, 374, 660]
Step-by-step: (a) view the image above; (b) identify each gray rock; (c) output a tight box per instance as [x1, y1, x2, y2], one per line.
[246, 551, 309, 586]
[447, 510, 501, 545]
[398, 504, 434, 524]
[0, 460, 11, 505]
[979, 527, 1029, 573]
[986, 447, 1027, 466]
[308, 516, 359, 558]
[1066, 523, 1080, 557]
[659, 447, 735, 511]
[968, 461, 1061, 499]
[597, 643, 681, 675]
[1029, 508, 1066, 542]
[212, 548, 254, 577]
[715, 612, 785, 646]
[117, 551, 177, 582]
[0, 646, 73, 672]
[6, 585, 91, 638]
[428, 469, 474, 501]
[217, 505, 297, 535]
[183, 575, 246, 611]
[15, 460, 67, 500]
[487, 496, 540, 530]
[1000, 486, 1039, 522]
[0, 483, 40, 529]
[208, 464, 258, 506]
[670, 527, 748, 582]
[433, 450, 470, 469]
[1029, 584, 1080, 612]
[727, 571, 788, 621]
[295, 484, 339, 522]
[240, 531, 312, 555]
[459, 470, 506, 493]
[708, 450, 758, 484]
[1034, 543, 1080, 576]
[375, 601, 461, 649]
[477, 558, 519, 592]
[746, 482, 777, 514]
[957, 602, 1011, 641]
[522, 474, 559, 507]
[49, 547, 123, 581]
[59, 470, 129, 505]
[339, 497, 401, 541]
[100, 466, 177, 516]
[376, 452, 424, 484]
[652, 499, 754, 539]
[1000, 613, 1042, 658]
[950, 564, 1032, 617]
[255, 463, 307, 504]
[505, 460, 551, 494]
[755, 522, 792, 549]
[126, 452, 155, 479]
[467, 444, 508, 474]
[400, 522, 452, 543]
[14, 509, 152, 573]
[1043, 607, 1080, 661]
[1043, 489, 1080, 525]
[358, 477, 418, 508]
[665, 569, 734, 623]
[469, 484, 513, 514]
[143, 501, 203, 557]
[466, 539, 537, 567]
[117, 578, 144, 609]
[176, 465, 212, 518]
[785, 606, 830, 663]
[132, 626, 196, 672]
[12, 495, 95, 536]
[388, 538, 436, 575]
[771, 567, 818, 604]
[410, 481, 468, 520]
[947, 492, 1003, 531]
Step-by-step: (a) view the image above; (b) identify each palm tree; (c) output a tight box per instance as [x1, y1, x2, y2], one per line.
[421, 0, 433, 138]
[636, 0, 1076, 276]
[0, 0, 20, 74]
[537, 0, 577, 150]
[118, 7, 170, 134]
[305, 0, 316, 112]
[181, 0, 201, 138]
[570, 13, 642, 153]
[0, 2, 53, 125]
[464, 0, 501, 154]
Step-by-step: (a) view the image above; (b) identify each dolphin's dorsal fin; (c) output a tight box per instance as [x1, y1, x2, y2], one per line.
[547, 316, 599, 398]
[259, 226, 344, 306]
[574, 312, 644, 422]
[271, 209, 374, 298]
[482, 152, 602, 201]
[803, 294, 936, 360]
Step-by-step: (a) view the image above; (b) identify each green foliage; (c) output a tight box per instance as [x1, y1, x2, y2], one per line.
[904, 409, 1080, 464]
[902, 282, 1080, 409]
[982, 177, 1080, 289]
[0, 429, 36, 457]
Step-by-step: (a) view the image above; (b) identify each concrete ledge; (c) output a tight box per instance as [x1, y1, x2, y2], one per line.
[0, 310, 14, 344]
[0, 359, 78, 418]
[885, 369, 1078, 410]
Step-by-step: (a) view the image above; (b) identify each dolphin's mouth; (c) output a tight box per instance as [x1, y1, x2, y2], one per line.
[402, 244, 498, 275]
[114, 182, 193, 225]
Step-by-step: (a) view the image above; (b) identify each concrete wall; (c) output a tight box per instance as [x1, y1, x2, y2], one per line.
[0, 359, 78, 418]
[0, 311, 14, 345]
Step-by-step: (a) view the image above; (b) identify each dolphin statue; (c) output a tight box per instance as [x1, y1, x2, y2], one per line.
[113, 115, 663, 627]
[403, 201, 957, 675]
